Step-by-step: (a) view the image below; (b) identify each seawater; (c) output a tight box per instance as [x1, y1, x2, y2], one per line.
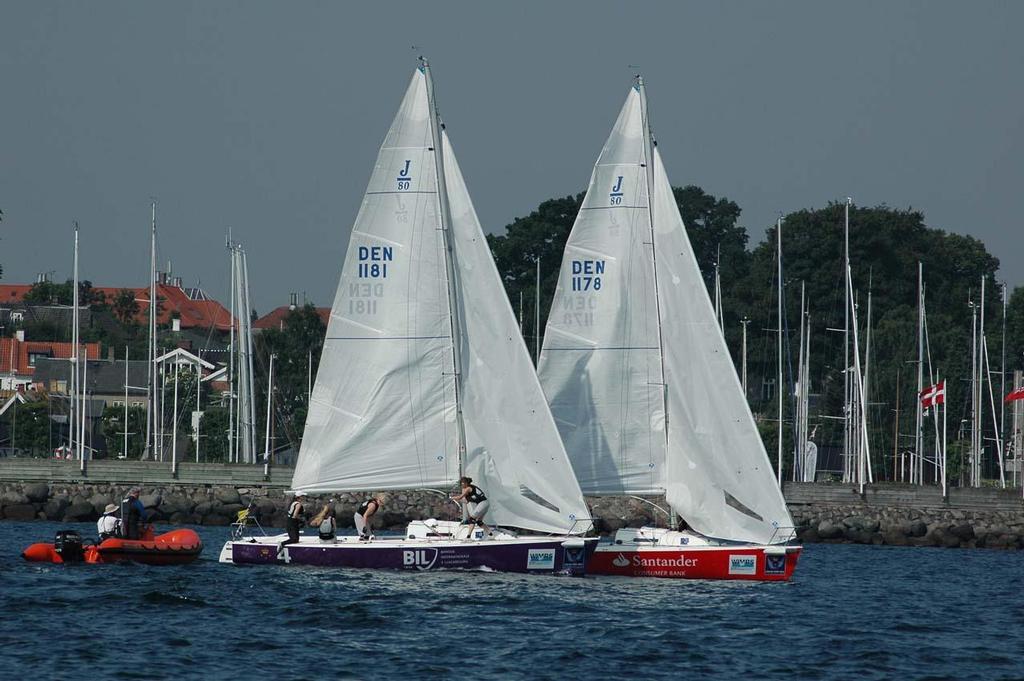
[2, 521, 1022, 680]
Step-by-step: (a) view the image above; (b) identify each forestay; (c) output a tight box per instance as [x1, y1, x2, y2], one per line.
[294, 68, 590, 536]
[540, 82, 793, 545]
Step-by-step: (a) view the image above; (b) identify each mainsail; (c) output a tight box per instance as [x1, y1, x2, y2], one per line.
[539, 81, 793, 545]
[295, 66, 589, 535]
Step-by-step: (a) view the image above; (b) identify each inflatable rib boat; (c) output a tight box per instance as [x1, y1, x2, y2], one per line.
[22, 528, 203, 565]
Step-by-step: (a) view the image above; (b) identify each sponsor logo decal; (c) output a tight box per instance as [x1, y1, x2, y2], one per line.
[632, 554, 697, 569]
[402, 548, 438, 570]
[612, 553, 630, 568]
[563, 547, 585, 567]
[764, 554, 787, 575]
[527, 549, 556, 570]
[728, 554, 757, 575]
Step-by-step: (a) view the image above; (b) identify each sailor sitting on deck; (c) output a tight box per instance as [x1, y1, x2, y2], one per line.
[310, 500, 337, 543]
[354, 494, 385, 541]
[452, 477, 492, 537]
[97, 504, 121, 541]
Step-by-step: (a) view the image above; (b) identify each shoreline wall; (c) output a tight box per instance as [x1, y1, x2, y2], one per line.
[1, 478, 1021, 549]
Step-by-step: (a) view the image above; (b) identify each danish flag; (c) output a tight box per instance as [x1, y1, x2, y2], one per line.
[1005, 385, 1024, 403]
[919, 381, 945, 408]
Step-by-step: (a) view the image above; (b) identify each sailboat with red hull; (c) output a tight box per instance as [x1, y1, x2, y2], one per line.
[539, 77, 800, 581]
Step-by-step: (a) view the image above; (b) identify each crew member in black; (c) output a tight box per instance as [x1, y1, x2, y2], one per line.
[452, 476, 491, 536]
[283, 491, 307, 549]
[354, 494, 385, 540]
[120, 487, 146, 540]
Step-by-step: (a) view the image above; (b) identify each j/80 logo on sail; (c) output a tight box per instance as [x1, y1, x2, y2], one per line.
[609, 176, 624, 205]
[397, 160, 413, 190]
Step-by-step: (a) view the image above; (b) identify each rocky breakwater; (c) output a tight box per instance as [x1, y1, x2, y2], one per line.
[792, 505, 1024, 550]
[1, 481, 669, 533]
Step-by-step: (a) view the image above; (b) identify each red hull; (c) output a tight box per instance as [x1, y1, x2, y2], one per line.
[22, 529, 203, 566]
[590, 545, 801, 581]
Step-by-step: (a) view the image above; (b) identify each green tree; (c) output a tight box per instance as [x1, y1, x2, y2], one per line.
[253, 304, 327, 453]
[100, 404, 146, 459]
[487, 186, 748, 354]
[198, 407, 230, 462]
[8, 401, 52, 456]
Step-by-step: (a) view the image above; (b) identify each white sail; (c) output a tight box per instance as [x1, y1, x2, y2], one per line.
[540, 82, 794, 545]
[650, 145, 792, 545]
[443, 132, 591, 535]
[538, 87, 666, 496]
[295, 67, 589, 536]
[295, 71, 457, 493]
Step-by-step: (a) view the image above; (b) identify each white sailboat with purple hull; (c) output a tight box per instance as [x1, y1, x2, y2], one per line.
[221, 62, 594, 574]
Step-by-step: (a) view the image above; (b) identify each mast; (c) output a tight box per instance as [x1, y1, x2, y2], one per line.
[146, 203, 157, 460]
[846, 264, 870, 494]
[794, 281, 805, 483]
[741, 317, 750, 398]
[1001, 282, 1007, 480]
[242, 249, 257, 462]
[803, 309, 812, 481]
[227, 237, 236, 463]
[421, 57, 468, 484]
[983, 334, 1006, 487]
[714, 243, 723, 331]
[978, 277, 986, 485]
[171, 359, 179, 476]
[776, 216, 783, 486]
[864, 282, 874, 483]
[534, 257, 541, 366]
[264, 353, 275, 478]
[636, 74, 674, 519]
[970, 292, 979, 486]
[80, 353, 87, 467]
[123, 346, 129, 459]
[71, 223, 80, 466]
[843, 199, 851, 483]
[921, 260, 929, 483]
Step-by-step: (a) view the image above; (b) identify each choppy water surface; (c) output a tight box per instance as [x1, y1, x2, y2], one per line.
[2, 521, 1022, 680]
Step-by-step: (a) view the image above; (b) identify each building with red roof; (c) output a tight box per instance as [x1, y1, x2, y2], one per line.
[0, 277, 234, 332]
[253, 304, 330, 333]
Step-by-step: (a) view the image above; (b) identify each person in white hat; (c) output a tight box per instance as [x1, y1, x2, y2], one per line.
[97, 503, 121, 542]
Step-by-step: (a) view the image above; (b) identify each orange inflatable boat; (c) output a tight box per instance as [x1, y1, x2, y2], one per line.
[22, 528, 203, 565]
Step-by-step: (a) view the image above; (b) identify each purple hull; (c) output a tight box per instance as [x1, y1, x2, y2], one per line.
[229, 537, 597, 576]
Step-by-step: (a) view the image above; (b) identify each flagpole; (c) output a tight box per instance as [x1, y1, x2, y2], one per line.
[941, 376, 947, 498]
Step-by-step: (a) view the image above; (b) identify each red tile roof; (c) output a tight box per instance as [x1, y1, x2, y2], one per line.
[0, 283, 235, 332]
[0, 338, 101, 376]
[254, 306, 330, 331]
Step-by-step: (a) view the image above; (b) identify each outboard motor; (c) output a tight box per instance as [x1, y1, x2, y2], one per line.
[53, 530, 85, 563]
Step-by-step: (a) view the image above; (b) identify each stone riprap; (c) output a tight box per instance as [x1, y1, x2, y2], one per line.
[1, 481, 1021, 549]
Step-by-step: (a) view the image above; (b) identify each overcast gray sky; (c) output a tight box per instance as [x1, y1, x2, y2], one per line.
[2, 1, 1022, 312]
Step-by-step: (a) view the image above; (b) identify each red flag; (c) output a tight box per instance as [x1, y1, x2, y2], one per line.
[919, 381, 945, 408]
[1005, 385, 1024, 403]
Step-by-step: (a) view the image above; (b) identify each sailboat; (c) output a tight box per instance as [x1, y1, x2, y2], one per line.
[221, 62, 595, 574]
[537, 77, 801, 580]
